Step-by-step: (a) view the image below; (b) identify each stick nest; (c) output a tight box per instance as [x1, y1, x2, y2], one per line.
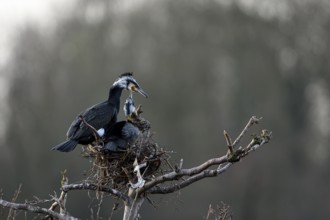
[80, 106, 173, 191]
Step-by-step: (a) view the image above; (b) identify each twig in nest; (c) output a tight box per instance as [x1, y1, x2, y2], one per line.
[79, 115, 103, 145]
[128, 159, 147, 189]
[80, 114, 171, 190]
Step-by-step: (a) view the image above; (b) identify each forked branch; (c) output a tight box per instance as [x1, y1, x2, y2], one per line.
[137, 116, 271, 195]
[61, 182, 129, 203]
[0, 199, 77, 220]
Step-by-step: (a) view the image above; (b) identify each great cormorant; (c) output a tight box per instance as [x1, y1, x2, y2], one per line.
[53, 73, 147, 152]
[103, 94, 140, 152]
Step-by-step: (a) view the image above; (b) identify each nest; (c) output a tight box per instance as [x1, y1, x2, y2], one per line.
[81, 108, 172, 190]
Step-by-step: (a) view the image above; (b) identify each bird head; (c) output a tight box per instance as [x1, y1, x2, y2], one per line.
[114, 73, 148, 98]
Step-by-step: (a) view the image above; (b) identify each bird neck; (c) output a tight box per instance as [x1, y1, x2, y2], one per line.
[107, 84, 125, 109]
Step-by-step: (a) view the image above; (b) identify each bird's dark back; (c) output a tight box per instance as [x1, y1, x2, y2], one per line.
[67, 101, 118, 144]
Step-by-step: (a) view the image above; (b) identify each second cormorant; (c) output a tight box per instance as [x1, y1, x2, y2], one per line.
[53, 73, 148, 152]
[103, 94, 140, 151]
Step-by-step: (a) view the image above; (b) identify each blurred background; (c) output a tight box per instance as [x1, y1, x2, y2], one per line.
[1, 0, 330, 219]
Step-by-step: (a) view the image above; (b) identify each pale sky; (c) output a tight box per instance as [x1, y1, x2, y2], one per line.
[0, 0, 76, 67]
[0, 0, 76, 140]
[0, 0, 147, 67]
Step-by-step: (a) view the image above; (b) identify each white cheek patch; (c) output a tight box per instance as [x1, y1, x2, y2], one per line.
[113, 77, 129, 88]
[97, 128, 105, 137]
[128, 83, 135, 91]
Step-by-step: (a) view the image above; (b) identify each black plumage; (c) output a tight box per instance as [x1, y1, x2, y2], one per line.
[53, 73, 147, 152]
[103, 94, 140, 152]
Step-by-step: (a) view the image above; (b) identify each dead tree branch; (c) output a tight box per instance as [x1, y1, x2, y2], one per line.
[232, 115, 262, 148]
[44, 171, 69, 219]
[7, 184, 22, 220]
[137, 155, 228, 195]
[0, 199, 78, 220]
[137, 116, 271, 195]
[61, 182, 129, 204]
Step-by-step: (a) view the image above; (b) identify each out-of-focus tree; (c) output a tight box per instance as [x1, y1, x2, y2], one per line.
[1, 0, 329, 219]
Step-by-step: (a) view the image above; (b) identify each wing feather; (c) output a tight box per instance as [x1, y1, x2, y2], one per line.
[67, 101, 118, 142]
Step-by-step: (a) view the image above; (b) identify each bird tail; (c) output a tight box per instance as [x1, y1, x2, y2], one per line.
[52, 140, 78, 152]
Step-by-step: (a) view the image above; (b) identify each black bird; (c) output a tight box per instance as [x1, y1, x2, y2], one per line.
[103, 94, 140, 152]
[53, 73, 148, 152]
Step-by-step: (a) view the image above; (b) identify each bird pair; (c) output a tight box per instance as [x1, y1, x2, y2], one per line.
[53, 73, 148, 152]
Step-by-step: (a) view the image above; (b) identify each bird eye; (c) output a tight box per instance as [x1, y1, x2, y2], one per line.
[129, 83, 136, 91]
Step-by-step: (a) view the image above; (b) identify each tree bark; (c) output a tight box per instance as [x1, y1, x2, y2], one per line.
[123, 189, 144, 220]
[123, 197, 144, 220]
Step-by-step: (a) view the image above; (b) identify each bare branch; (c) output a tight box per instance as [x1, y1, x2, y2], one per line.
[137, 155, 228, 195]
[232, 116, 262, 148]
[138, 116, 271, 195]
[109, 203, 119, 220]
[0, 199, 77, 220]
[223, 130, 234, 155]
[128, 159, 147, 189]
[148, 133, 270, 194]
[96, 192, 104, 220]
[61, 182, 129, 203]
[7, 184, 22, 219]
[148, 163, 232, 194]
[44, 171, 69, 219]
